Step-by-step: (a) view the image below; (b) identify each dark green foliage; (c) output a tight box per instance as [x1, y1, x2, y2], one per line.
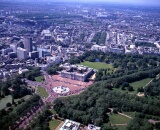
[127, 114, 154, 130]
[0, 76, 31, 99]
[25, 107, 52, 130]
[46, 64, 62, 75]
[69, 56, 81, 64]
[155, 122, 160, 129]
[23, 67, 41, 81]
[144, 78, 160, 97]
[92, 32, 106, 45]
[6, 102, 12, 107]
[54, 70, 160, 127]
[0, 94, 42, 130]
[67, 50, 160, 82]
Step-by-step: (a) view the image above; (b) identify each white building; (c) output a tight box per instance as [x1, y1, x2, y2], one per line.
[60, 63, 94, 82]
[59, 119, 80, 130]
[41, 30, 52, 40]
[19, 68, 29, 74]
[91, 45, 108, 52]
[17, 47, 27, 59]
[154, 41, 160, 49]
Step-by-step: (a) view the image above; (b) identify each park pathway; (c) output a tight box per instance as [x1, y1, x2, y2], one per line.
[55, 121, 64, 130]
[118, 112, 132, 119]
[112, 124, 127, 126]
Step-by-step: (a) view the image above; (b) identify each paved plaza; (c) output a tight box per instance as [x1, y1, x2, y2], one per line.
[43, 74, 93, 102]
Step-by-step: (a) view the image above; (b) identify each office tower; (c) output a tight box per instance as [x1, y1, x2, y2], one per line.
[29, 51, 39, 59]
[17, 47, 27, 59]
[24, 37, 32, 53]
[10, 44, 17, 52]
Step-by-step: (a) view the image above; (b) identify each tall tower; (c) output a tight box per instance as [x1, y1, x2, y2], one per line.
[17, 47, 27, 60]
[24, 37, 32, 53]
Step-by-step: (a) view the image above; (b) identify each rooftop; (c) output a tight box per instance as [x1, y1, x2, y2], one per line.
[59, 119, 80, 130]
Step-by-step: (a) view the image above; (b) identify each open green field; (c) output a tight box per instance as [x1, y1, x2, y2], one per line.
[123, 112, 136, 118]
[129, 78, 152, 94]
[109, 114, 130, 124]
[129, 78, 152, 89]
[38, 86, 49, 98]
[14, 95, 31, 102]
[80, 61, 113, 70]
[0, 95, 12, 110]
[113, 78, 152, 94]
[51, 109, 57, 115]
[49, 120, 62, 130]
[116, 126, 127, 130]
[35, 76, 44, 82]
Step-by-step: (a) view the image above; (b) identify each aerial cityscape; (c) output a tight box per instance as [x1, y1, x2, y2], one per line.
[0, 0, 160, 130]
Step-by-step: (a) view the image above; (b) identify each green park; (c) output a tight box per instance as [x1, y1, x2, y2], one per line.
[35, 76, 45, 82]
[49, 120, 62, 130]
[0, 95, 12, 110]
[37, 86, 49, 98]
[80, 61, 113, 70]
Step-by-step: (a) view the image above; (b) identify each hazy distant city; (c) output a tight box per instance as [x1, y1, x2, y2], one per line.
[0, 1, 160, 130]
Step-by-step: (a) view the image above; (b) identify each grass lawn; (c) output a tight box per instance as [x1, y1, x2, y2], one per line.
[129, 78, 152, 89]
[38, 86, 49, 98]
[49, 120, 62, 130]
[80, 61, 113, 70]
[129, 78, 152, 94]
[116, 126, 127, 130]
[14, 95, 31, 102]
[51, 109, 57, 115]
[123, 112, 136, 118]
[113, 78, 152, 94]
[0, 95, 12, 110]
[109, 114, 130, 124]
[35, 76, 44, 82]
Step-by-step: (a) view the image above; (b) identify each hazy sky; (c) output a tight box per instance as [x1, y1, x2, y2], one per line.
[12, 0, 160, 6]
[56, 0, 160, 6]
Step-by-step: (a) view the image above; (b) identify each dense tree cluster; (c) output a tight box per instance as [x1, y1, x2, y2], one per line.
[0, 76, 31, 99]
[46, 64, 62, 75]
[144, 76, 160, 97]
[127, 115, 153, 130]
[54, 74, 160, 129]
[22, 67, 41, 81]
[54, 66, 160, 129]
[70, 51, 160, 69]
[127, 112, 160, 130]
[24, 106, 52, 130]
[68, 51, 160, 82]
[0, 95, 42, 130]
[107, 68, 160, 89]
[91, 32, 106, 45]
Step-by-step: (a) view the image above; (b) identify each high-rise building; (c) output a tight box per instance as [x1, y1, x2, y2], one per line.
[24, 37, 32, 53]
[17, 47, 27, 59]
[29, 51, 39, 59]
[10, 44, 17, 52]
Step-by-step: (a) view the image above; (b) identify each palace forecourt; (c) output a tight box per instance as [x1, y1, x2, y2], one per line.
[44, 64, 94, 100]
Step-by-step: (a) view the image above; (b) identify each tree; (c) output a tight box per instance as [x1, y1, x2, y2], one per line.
[95, 118, 103, 126]
[0, 109, 6, 116]
[122, 82, 129, 87]
[155, 122, 160, 129]
[6, 102, 12, 107]
[12, 96, 15, 105]
[127, 86, 134, 91]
